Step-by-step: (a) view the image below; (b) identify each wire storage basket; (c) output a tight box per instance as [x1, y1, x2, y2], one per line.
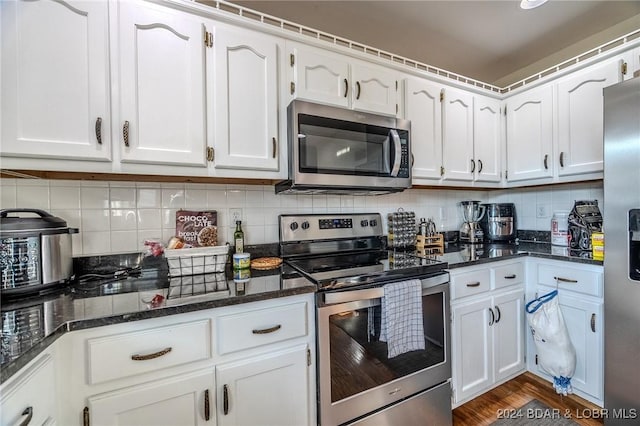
[165, 245, 229, 277]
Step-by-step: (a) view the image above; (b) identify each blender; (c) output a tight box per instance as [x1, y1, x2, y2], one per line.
[460, 201, 486, 243]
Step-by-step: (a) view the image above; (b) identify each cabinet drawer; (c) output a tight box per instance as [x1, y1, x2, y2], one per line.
[87, 319, 211, 385]
[450, 268, 491, 300]
[493, 262, 525, 290]
[217, 301, 307, 355]
[0, 354, 56, 426]
[537, 264, 602, 297]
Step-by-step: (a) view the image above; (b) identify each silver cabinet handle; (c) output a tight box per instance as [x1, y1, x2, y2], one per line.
[131, 347, 172, 361]
[95, 117, 102, 145]
[471, 159, 476, 173]
[494, 305, 501, 323]
[272, 137, 277, 159]
[478, 159, 483, 173]
[18, 407, 33, 426]
[252, 324, 281, 334]
[204, 389, 211, 421]
[554, 276, 578, 283]
[544, 154, 549, 170]
[504, 274, 517, 279]
[560, 151, 565, 167]
[356, 81, 361, 100]
[223, 384, 230, 415]
[488, 307, 495, 326]
[123, 121, 130, 147]
[466, 282, 481, 287]
[343, 78, 348, 98]
[591, 313, 596, 333]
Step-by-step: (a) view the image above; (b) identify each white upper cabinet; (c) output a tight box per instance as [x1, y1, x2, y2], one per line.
[473, 96, 502, 183]
[556, 57, 624, 177]
[117, 1, 209, 167]
[288, 43, 398, 116]
[404, 77, 443, 180]
[505, 85, 554, 182]
[213, 25, 280, 171]
[1, 0, 111, 161]
[442, 88, 474, 181]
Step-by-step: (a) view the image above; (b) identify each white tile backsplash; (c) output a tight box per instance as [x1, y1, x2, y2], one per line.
[0, 179, 605, 255]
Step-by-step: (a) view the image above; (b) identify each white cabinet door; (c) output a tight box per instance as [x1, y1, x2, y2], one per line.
[88, 369, 214, 426]
[505, 85, 554, 182]
[290, 45, 350, 109]
[117, 1, 208, 167]
[474, 96, 502, 183]
[1, 353, 57, 426]
[214, 26, 280, 171]
[554, 292, 603, 400]
[493, 288, 525, 382]
[350, 61, 398, 116]
[1, 0, 111, 161]
[557, 58, 623, 176]
[452, 297, 493, 403]
[216, 344, 310, 426]
[288, 43, 397, 116]
[442, 88, 474, 181]
[404, 78, 442, 180]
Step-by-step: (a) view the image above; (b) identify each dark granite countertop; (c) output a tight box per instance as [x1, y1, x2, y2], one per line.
[0, 240, 601, 384]
[0, 251, 314, 384]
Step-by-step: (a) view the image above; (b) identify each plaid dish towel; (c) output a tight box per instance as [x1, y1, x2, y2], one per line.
[380, 279, 425, 358]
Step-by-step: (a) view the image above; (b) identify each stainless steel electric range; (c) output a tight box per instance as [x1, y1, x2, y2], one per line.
[280, 213, 452, 426]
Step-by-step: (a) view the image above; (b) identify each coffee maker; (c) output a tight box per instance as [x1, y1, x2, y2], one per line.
[480, 203, 517, 242]
[460, 201, 486, 243]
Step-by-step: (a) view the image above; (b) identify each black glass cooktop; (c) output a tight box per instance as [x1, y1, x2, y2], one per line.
[285, 250, 447, 290]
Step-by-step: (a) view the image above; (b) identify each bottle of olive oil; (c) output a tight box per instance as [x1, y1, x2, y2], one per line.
[234, 221, 244, 253]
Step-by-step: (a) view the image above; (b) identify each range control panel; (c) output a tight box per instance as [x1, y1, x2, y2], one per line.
[279, 213, 383, 243]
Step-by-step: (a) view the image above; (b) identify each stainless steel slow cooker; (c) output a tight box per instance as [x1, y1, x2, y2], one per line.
[1, 209, 78, 295]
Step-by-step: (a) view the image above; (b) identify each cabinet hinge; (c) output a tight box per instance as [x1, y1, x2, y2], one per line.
[439, 89, 444, 102]
[206, 147, 214, 162]
[622, 61, 628, 75]
[204, 31, 213, 48]
[290, 53, 295, 67]
[83, 406, 90, 426]
[440, 166, 445, 177]
[290, 82, 296, 95]
[307, 348, 312, 366]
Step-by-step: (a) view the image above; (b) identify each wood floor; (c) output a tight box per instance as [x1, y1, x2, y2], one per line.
[453, 372, 604, 426]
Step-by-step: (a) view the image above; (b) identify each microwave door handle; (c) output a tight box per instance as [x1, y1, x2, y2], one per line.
[390, 129, 402, 177]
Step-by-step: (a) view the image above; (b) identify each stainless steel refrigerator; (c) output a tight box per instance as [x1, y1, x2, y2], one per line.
[604, 75, 640, 424]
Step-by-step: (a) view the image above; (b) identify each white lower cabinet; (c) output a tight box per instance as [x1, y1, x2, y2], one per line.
[88, 369, 214, 426]
[216, 344, 310, 426]
[450, 260, 526, 406]
[526, 259, 604, 406]
[0, 350, 58, 426]
[54, 294, 316, 426]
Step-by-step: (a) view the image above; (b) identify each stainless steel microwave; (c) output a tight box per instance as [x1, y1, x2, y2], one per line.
[275, 100, 411, 195]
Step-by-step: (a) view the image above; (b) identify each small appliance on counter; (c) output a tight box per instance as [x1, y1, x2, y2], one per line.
[459, 201, 486, 243]
[1, 209, 78, 296]
[480, 203, 517, 242]
[568, 200, 603, 251]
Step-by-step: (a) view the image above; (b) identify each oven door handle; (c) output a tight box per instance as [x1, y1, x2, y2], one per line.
[389, 129, 402, 177]
[322, 273, 449, 305]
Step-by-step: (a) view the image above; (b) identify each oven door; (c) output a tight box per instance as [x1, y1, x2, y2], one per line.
[317, 274, 451, 426]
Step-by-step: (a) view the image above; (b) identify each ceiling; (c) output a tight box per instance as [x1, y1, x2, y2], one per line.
[230, 0, 640, 87]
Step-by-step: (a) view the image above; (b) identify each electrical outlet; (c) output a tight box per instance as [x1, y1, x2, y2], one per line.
[230, 208, 242, 224]
[536, 205, 548, 218]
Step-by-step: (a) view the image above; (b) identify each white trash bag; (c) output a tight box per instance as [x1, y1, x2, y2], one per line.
[525, 290, 576, 395]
